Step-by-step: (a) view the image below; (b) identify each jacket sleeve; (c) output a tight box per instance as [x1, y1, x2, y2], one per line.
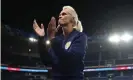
[38, 36, 52, 66]
[51, 33, 88, 59]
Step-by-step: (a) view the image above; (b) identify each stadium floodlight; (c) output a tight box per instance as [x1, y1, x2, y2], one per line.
[29, 49, 31, 52]
[108, 34, 120, 43]
[120, 33, 133, 42]
[29, 37, 38, 42]
[46, 40, 50, 45]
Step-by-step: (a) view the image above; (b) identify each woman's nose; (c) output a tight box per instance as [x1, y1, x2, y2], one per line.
[59, 15, 62, 19]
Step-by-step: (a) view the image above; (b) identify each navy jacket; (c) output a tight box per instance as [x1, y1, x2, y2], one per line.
[38, 30, 88, 80]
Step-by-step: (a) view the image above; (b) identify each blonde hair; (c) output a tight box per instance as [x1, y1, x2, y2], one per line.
[62, 6, 83, 32]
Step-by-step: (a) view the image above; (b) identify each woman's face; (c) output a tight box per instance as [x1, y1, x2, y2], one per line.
[58, 8, 73, 26]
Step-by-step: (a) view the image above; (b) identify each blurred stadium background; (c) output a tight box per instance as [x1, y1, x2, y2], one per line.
[1, 23, 133, 80]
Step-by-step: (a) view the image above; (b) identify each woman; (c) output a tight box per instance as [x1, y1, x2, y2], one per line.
[33, 6, 88, 80]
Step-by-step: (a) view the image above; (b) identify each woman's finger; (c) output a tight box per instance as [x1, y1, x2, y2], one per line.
[33, 19, 39, 29]
[52, 17, 56, 26]
[56, 25, 61, 32]
[41, 23, 44, 29]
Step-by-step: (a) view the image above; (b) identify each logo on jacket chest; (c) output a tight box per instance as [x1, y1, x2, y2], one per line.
[65, 41, 72, 50]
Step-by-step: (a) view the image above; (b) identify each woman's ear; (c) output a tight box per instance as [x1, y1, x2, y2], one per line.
[70, 17, 76, 26]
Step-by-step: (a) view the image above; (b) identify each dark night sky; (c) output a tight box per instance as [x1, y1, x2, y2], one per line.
[2, 0, 133, 36]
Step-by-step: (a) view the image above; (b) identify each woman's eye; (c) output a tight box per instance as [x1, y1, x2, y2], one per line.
[62, 13, 67, 16]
